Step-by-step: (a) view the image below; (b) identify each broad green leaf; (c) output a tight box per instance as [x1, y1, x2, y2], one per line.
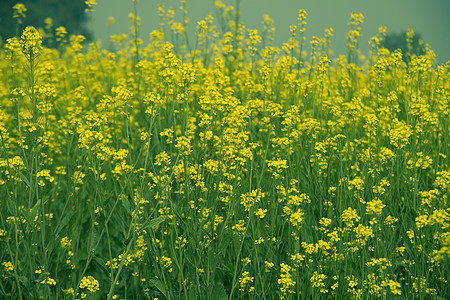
[90, 227, 100, 250]
[17, 170, 31, 188]
[149, 279, 169, 299]
[120, 194, 132, 215]
[140, 216, 165, 231]
[92, 255, 109, 275]
[55, 209, 75, 237]
[211, 282, 228, 300]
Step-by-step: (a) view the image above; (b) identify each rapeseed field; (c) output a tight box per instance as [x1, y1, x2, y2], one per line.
[0, 1, 449, 299]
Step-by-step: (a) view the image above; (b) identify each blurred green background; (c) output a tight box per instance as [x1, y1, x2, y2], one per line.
[92, 0, 450, 64]
[0, 0, 448, 64]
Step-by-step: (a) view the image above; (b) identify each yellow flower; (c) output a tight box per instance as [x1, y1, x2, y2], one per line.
[2, 262, 13, 272]
[278, 263, 295, 296]
[41, 277, 56, 285]
[107, 16, 115, 25]
[429, 209, 450, 229]
[389, 119, 412, 148]
[175, 136, 192, 156]
[254, 208, 267, 219]
[381, 279, 401, 295]
[85, 0, 97, 12]
[60, 236, 72, 248]
[310, 271, 327, 293]
[267, 159, 288, 178]
[264, 261, 274, 272]
[21, 26, 42, 56]
[255, 237, 264, 245]
[160, 256, 173, 272]
[240, 189, 264, 211]
[239, 271, 254, 292]
[13, 3, 27, 19]
[348, 176, 364, 191]
[56, 26, 67, 42]
[298, 9, 307, 28]
[366, 198, 385, 216]
[79, 276, 100, 293]
[289, 209, 304, 229]
[232, 220, 246, 236]
[319, 217, 332, 228]
[342, 207, 360, 227]
[415, 214, 429, 229]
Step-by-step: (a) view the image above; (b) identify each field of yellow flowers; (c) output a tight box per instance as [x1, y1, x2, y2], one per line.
[0, 1, 449, 299]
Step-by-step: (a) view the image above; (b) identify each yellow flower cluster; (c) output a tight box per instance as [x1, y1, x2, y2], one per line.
[13, 3, 27, 20]
[79, 275, 99, 293]
[21, 26, 42, 56]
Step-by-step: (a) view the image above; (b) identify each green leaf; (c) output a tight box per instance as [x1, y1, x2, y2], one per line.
[218, 234, 232, 255]
[149, 279, 169, 299]
[120, 194, 132, 215]
[17, 171, 31, 188]
[57, 267, 74, 278]
[92, 255, 109, 276]
[21, 199, 41, 226]
[6, 199, 15, 217]
[55, 209, 75, 237]
[211, 282, 228, 300]
[29, 199, 41, 219]
[207, 246, 215, 272]
[90, 227, 100, 250]
[122, 233, 133, 247]
[140, 216, 165, 231]
[86, 291, 101, 300]
[188, 286, 198, 300]
[34, 272, 49, 283]
[19, 276, 31, 290]
[45, 238, 56, 258]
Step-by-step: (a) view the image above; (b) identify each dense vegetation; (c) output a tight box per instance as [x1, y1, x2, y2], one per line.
[0, 1, 449, 299]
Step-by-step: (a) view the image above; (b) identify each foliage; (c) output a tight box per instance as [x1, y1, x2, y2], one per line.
[381, 29, 426, 64]
[0, 0, 90, 45]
